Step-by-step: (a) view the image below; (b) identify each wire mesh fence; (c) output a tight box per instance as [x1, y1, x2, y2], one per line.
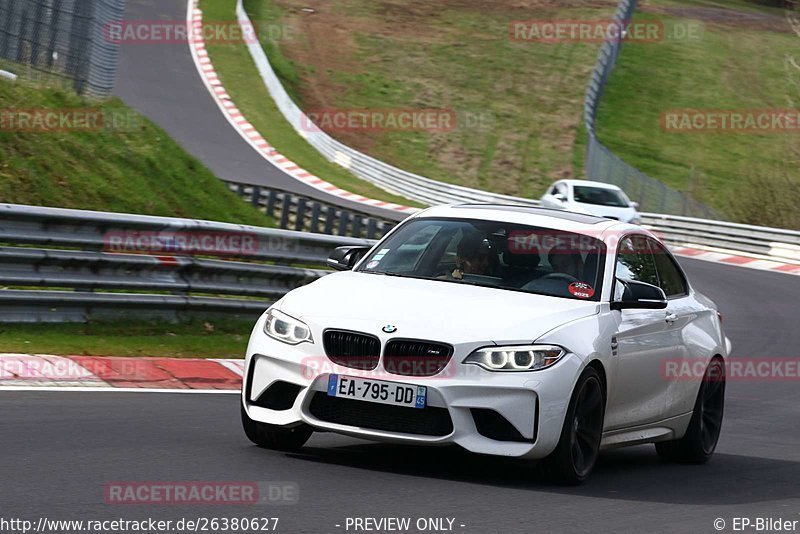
[0, 0, 124, 98]
[583, 0, 718, 219]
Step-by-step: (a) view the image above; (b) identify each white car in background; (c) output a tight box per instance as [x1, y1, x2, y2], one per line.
[241, 205, 727, 485]
[540, 179, 641, 224]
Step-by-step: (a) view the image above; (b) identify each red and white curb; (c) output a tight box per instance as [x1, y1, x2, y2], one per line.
[186, 0, 417, 215]
[671, 245, 800, 276]
[0, 355, 244, 393]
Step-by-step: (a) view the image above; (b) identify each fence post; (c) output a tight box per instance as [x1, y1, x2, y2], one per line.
[295, 198, 307, 232]
[337, 211, 349, 236]
[46, 0, 63, 69]
[309, 202, 321, 234]
[366, 218, 377, 239]
[16, 2, 30, 64]
[31, 0, 46, 66]
[66, 0, 94, 95]
[324, 206, 336, 235]
[251, 186, 262, 209]
[279, 194, 291, 229]
[266, 189, 278, 216]
[351, 216, 363, 238]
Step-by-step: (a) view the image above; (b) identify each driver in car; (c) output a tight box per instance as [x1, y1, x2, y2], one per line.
[452, 235, 497, 280]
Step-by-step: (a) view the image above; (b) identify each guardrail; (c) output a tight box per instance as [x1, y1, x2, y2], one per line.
[0, 203, 369, 322]
[641, 213, 800, 261]
[225, 182, 401, 236]
[1, 202, 799, 323]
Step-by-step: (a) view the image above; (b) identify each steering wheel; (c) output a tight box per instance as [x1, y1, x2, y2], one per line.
[540, 272, 579, 283]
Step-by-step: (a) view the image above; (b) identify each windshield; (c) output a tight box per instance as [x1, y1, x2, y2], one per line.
[573, 186, 630, 207]
[357, 218, 605, 301]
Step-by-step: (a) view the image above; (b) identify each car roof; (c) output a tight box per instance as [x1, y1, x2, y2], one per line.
[557, 179, 623, 190]
[414, 204, 626, 234]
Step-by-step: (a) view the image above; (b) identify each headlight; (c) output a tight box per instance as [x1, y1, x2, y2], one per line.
[463, 345, 565, 372]
[263, 308, 313, 345]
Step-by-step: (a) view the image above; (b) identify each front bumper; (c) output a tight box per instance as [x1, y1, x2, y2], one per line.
[242, 334, 582, 460]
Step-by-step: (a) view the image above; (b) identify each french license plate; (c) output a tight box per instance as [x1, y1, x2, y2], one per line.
[327, 375, 427, 409]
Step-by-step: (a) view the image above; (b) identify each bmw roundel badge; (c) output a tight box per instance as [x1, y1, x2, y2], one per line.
[382, 325, 397, 333]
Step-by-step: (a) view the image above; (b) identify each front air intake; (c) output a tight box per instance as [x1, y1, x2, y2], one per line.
[323, 329, 381, 370]
[383, 339, 454, 376]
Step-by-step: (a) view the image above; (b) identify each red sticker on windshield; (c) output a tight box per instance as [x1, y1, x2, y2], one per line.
[568, 282, 595, 299]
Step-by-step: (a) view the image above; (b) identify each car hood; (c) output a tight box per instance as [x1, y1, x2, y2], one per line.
[279, 271, 600, 345]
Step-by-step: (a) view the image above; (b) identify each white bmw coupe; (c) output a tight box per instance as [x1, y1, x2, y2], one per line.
[242, 204, 728, 484]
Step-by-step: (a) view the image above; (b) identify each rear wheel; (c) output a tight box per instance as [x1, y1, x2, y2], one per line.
[241, 404, 313, 451]
[656, 358, 725, 463]
[542, 367, 605, 485]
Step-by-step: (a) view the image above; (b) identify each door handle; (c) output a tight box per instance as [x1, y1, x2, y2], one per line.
[665, 313, 678, 323]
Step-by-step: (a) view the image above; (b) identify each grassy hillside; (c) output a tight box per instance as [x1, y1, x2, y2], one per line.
[0, 77, 271, 225]
[596, 0, 800, 228]
[205, 0, 616, 200]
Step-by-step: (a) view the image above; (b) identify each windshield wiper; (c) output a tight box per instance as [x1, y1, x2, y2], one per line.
[364, 270, 484, 286]
[360, 270, 401, 276]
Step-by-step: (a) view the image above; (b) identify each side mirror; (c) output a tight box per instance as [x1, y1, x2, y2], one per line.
[554, 193, 567, 203]
[611, 279, 667, 310]
[327, 246, 371, 271]
[629, 201, 640, 209]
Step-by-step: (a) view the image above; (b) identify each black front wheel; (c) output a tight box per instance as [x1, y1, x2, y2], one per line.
[542, 367, 605, 485]
[241, 404, 313, 451]
[656, 357, 725, 463]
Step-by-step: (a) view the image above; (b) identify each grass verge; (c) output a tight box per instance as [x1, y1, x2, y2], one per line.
[0, 320, 253, 358]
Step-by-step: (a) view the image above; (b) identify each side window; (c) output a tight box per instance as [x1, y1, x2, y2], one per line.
[615, 235, 659, 287]
[649, 239, 689, 297]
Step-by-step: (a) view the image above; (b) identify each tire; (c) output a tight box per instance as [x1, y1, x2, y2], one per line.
[241, 404, 313, 451]
[542, 367, 605, 485]
[656, 358, 725, 464]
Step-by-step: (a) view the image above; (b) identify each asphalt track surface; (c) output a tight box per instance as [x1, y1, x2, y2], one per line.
[114, 0, 402, 220]
[2, 258, 799, 534]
